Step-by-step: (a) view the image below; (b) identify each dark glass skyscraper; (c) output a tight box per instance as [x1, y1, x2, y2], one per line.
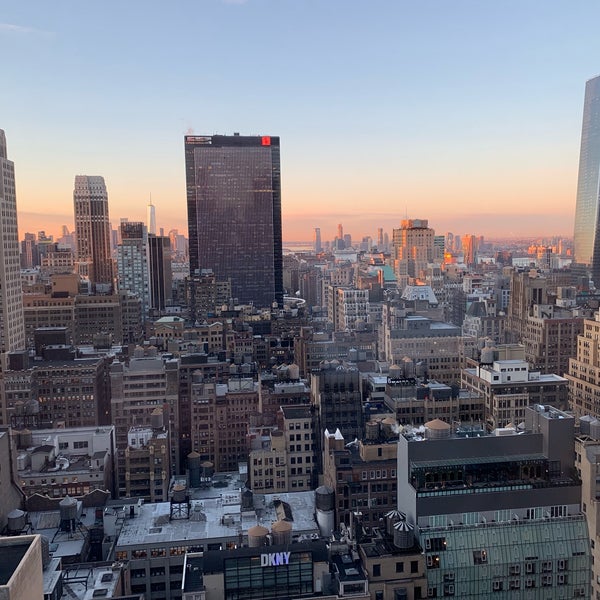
[185, 134, 283, 308]
[574, 75, 600, 284]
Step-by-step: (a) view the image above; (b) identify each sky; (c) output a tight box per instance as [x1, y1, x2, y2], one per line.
[2, 0, 600, 243]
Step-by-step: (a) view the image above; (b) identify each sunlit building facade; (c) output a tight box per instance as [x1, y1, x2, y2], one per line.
[574, 75, 600, 285]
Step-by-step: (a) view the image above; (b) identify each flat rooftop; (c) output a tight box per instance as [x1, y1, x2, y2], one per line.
[115, 474, 319, 549]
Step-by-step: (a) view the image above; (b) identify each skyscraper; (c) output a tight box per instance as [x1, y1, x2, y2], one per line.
[147, 199, 156, 235]
[574, 75, 600, 284]
[73, 175, 113, 291]
[314, 227, 322, 253]
[0, 130, 25, 354]
[148, 234, 172, 313]
[117, 221, 149, 316]
[185, 134, 283, 308]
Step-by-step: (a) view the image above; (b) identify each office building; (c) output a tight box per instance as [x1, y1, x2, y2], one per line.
[73, 175, 113, 291]
[392, 219, 435, 289]
[574, 75, 600, 285]
[398, 406, 591, 599]
[185, 134, 283, 308]
[0, 130, 25, 355]
[148, 233, 172, 313]
[313, 227, 322, 253]
[116, 221, 150, 316]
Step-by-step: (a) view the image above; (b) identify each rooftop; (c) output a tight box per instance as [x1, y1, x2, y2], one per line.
[115, 475, 319, 549]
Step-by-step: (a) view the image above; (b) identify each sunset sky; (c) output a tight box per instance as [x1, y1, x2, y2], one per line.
[2, 1, 600, 243]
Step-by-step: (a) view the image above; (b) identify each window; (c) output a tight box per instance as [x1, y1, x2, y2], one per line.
[396, 561, 404, 573]
[411, 561, 418, 573]
[73, 440, 88, 449]
[426, 555, 440, 569]
[557, 573, 567, 585]
[509, 579, 520, 590]
[373, 564, 381, 577]
[510, 564, 520, 575]
[427, 587, 437, 598]
[525, 578, 535, 589]
[473, 550, 487, 564]
[442, 583, 454, 596]
[541, 574, 552, 587]
[492, 580, 503, 592]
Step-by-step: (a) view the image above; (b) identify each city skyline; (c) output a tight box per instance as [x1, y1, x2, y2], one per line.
[3, 2, 600, 241]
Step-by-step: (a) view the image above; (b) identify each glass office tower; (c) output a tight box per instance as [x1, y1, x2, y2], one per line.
[574, 75, 600, 285]
[185, 134, 283, 308]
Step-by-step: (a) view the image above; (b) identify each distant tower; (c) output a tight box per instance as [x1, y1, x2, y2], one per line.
[377, 228, 384, 249]
[573, 75, 600, 284]
[462, 234, 479, 268]
[147, 198, 157, 235]
[73, 175, 113, 292]
[337, 223, 344, 241]
[0, 130, 25, 354]
[314, 227, 322, 253]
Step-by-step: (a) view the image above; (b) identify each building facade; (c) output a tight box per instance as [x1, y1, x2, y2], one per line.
[0, 130, 25, 355]
[185, 134, 283, 308]
[573, 74, 600, 285]
[73, 175, 113, 291]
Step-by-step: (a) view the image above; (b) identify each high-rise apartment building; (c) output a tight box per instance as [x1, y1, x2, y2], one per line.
[73, 175, 113, 291]
[185, 134, 283, 308]
[574, 75, 600, 284]
[116, 221, 149, 316]
[0, 130, 25, 355]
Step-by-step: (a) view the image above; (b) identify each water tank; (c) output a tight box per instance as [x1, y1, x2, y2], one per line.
[230, 363, 238, 375]
[389, 364, 402, 379]
[200, 461, 214, 480]
[415, 361, 427, 378]
[316, 508, 335, 538]
[241, 490, 254, 511]
[7, 509, 26, 534]
[241, 363, 252, 374]
[385, 509, 406, 537]
[288, 364, 300, 380]
[348, 348, 358, 362]
[247, 525, 269, 548]
[17, 429, 32, 449]
[591, 420, 600, 441]
[365, 420, 380, 441]
[151, 408, 164, 430]
[172, 483, 187, 503]
[187, 452, 202, 488]
[315, 486, 335, 512]
[425, 419, 451, 439]
[133, 346, 145, 358]
[580, 415, 594, 436]
[271, 520, 293, 545]
[59, 496, 78, 531]
[393, 519, 414, 549]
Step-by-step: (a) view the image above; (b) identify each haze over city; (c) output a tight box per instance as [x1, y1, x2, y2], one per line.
[3, 1, 600, 241]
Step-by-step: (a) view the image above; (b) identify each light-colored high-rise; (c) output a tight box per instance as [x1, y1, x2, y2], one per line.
[0, 130, 25, 354]
[574, 75, 600, 284]
[73, 175, 113, 291]
[147, 198, 156, 235]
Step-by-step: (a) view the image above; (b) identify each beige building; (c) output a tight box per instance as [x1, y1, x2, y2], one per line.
[567, 311, 600, 417]
[249, 405, 315, 493]
[0, 535, 43, 600]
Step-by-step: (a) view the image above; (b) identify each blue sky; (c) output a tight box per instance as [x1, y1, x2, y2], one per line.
[2, 0, 600, 241]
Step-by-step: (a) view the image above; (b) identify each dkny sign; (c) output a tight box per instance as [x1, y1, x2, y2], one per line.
[260, 551, 291, 567]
